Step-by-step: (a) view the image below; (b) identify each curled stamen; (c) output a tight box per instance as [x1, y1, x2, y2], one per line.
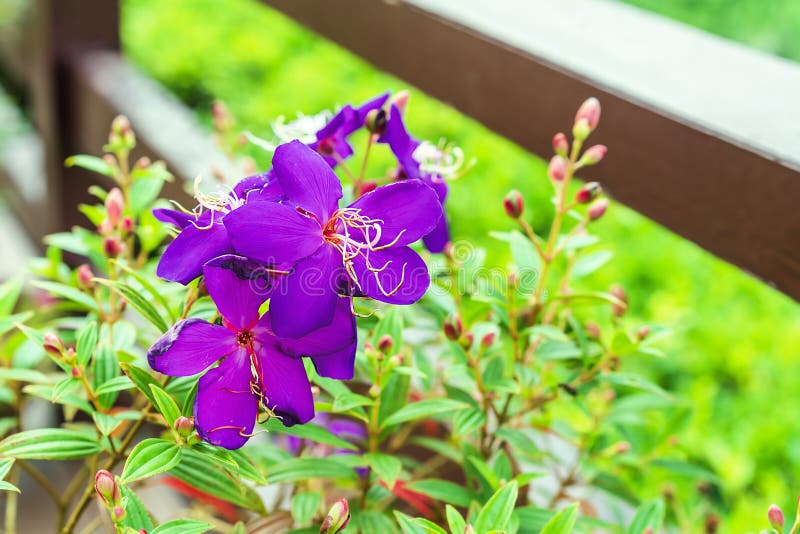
[272, 110, 333, 145]
[412, 139, 473, 180]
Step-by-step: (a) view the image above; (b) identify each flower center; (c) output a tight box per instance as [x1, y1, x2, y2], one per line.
[412, 139, 469, 180]
[237, 329, 254, 347]
[317, 137, 336, 156]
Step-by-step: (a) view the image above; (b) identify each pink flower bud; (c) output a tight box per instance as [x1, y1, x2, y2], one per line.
[609, 284, 628, 317]
[443, 314, 463, 341]
[580, 144, 607, 166]
[389, 354, 404, 366]
[613, 441, 631, 454]
[480, 332, 496, 349]
[71, 366, 82, 378]
[585, 322, 601, 339]
[113, 505, 126, 521]
[134, 156, 151, 169]
[120, 217, 134, 235]
[391, 90, 410, 115]
[459, 332, 474, 350]
[503, 190, 524, 219]
[105, 188, 124, 226]
[574, 97, 601, 133]
[768, 504, 784, 529]
[111, 115, 131, 136]
[103, 237, 123, 258]
[547, 156, 567, 182]
[378, 334, 394, 353]
[575, 182, 602, 204]
[94, 470, 119, 505]
[636, 325, 651, 341]
[364, 109, 387, 135]
[174, 416, 194, 436]
[587, 198, 608, 221]
[77, 264, 95, 289]
[552, 132, 569, 157]
[43, 333, 64, 357]
[320, 498, 350, 533]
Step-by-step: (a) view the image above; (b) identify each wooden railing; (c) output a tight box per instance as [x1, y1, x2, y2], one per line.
[1, 0, 798, 299]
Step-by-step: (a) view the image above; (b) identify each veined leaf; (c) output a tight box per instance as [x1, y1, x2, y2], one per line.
[446, 505, 467, 534]
[65, 154, 113, 176]
[76, 321, 99, 366]
[0, 428, 102, 459]
[406, 479, 473, 508]
[29, 280, 98, 312]
[120, 484, 155, 531]
[292, 491, 321, 527]
[121, 438, 182, 483]
[94, 279, 168, 332]
[262, 417, 358, 452]
[120, 363, 160, 406]
[540, 502, 578, 534]
[473, 481, 518, 533]
[149, 384, 181, 427]
[267, 457, 358, 484]
[627, 498, 665, 534]
[94, 376, 134, 395]
[382, 399, 468, 428]
[365, 453, 402, 488]
[150, 519, 212, 534]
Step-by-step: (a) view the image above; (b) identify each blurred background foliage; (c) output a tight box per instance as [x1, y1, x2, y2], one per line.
[116, 0, 796, 528]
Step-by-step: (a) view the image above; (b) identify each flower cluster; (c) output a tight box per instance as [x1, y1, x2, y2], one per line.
[148, 92, 451, 449]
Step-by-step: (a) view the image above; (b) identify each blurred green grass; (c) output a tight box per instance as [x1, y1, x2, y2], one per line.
[121, 0, 800, 527]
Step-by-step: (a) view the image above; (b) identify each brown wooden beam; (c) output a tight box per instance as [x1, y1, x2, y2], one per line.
[262, 0, 800, 300]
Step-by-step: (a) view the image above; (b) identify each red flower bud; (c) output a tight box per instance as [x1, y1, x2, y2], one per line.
[320, 498, 350, 533]
[575, 182, 602, 204]
[111, 115, 131, 137]
[459, 332, 474, 350]
[113, 505, 126, 521]
[503, 190, 524, 219]
[71, 366, 82, 378]
[585, 322, 601, 339]
[103, 237, 123, 258]
[105, 188, 124, 226]
[768, 504, 784, 529]
[377, 334, 394, 353]
[552, 132, 569, 157]
[547, 156, 567, 182]
[443, 313, 463, 341]
[357, 181, 378, 196]
[134, 156, 151, 169]
[43, 333, 64, 357]
[580, 144, 607, 166]
[636, 325, 651, 340]
[587, 198, 608, 221]
[95, 470, 119, 506]
[574, 97, 601, 134]
[391, 90, 410, 115]
[364, 109, 387, 135]
[120, 217, 134, 235]
[480, 332, 496, 349]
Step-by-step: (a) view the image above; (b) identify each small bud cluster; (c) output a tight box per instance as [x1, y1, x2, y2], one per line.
[320, 498, 350, 533]
[95, 470, 126, 526]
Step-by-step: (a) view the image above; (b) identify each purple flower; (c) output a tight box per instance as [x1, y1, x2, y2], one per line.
[379, 105, 453, 253]
[153, 172, 283, 285]
[147, 254, 356, 449]
[224, 141, 443, 339]
[309, 93, 389, 167]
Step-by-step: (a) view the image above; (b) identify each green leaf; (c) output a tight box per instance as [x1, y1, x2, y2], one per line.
[22, 384, 94, 414]
[93, 345, 120, 409]
[94, 279, 168, 332]
[603, 373, 671, 398]
[76, 321, 99, 366]
[129, 177, 166, 215]
[535, 341, 582, 361]
[0, 458, 15, 480]
[170, 448, 265, 512]
[474, 481, 518, 534]
[29, 280, 98, 312]
[120, 484, 155, 531]
[540, 502, 578, 534]
[0, 480, 20, 492]
[0, 368, 51, 384]
[151, 519, 212, 534]
[149, 384, 181, 427]
[377, 373, 411, 427]
[292, 491, 321, 527]
[572, 250, 613, 277]
[226, 449, 268, 485]
[65, 154, 113, 176]
[121, 438, 182, 483]
[94, 376, 134, 395]
[92, 412, 124, 436]
[0, 311, 33, 338]
[112, 260, 176, 322]
[121, 363, 160, 406]
[268, 457, 358, 484]
[627, 498, 665, 534]
[382, 399, 468, 428]
[513, 507, 553, 533]
[332, 392, 373, 412]
[406, 479, 473, 508]
[262, 417, 358, 451]
[453, 407, 486, 437]
[0, 277, 23, 315]
[365, 453, 402, 488]
[395, 511, 443, 534]
[446, 504, 467, 534]
[490, 230, 541, 272]
[0, 428, 102, 459]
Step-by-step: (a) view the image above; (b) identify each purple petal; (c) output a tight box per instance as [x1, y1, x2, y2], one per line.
[153, 208, 195, 229]
[203, 255, 274, 330]
[256, 345, 315, 426]
[379, 105, 421, 178]
[233, 171, 271, 198]
[195, 349, 258, 449]
[327, 418, 367, 441]
[147, 318, 236, 376]
[352, 245, 430, 304]
[255, 297, 356, 358]
[316, 105, 358, 140]
[273, 140, 342, 221]
[348, 180, 443, 247]
[422, 213, 450, 253]
[224, 201, 322, 265]
[310, 343, 357, 380]
[269, 245, 343, 338]
[156, 219, 232, 285]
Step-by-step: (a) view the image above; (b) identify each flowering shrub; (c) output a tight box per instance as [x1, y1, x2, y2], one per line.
[0, 93, 719, 532]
